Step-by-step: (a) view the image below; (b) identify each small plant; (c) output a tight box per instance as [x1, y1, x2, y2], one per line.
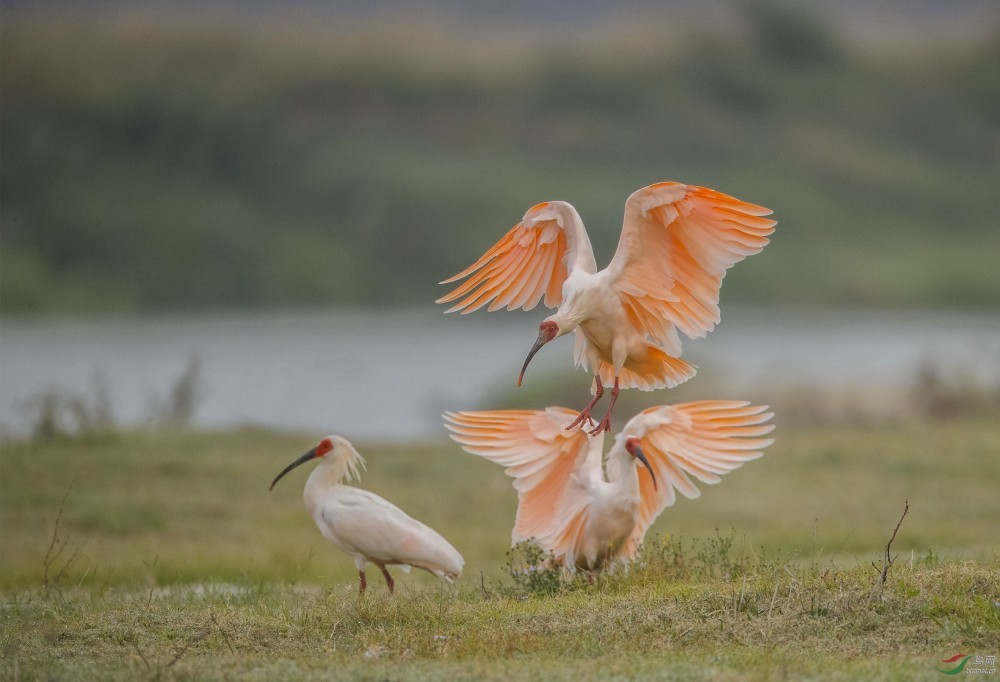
[633, 529, 747, 582]
[25, 388, 62, 441]
[499, 542, 568, 597]
[693, 529, 743, 578]
[909, 355, 1000, 420]
[150, 354, 204, 427]
[42, 489, 85, 593]
[631, 534, 688, 579]
[868, 500, 910, 606]
[66, 371, 114, 434]
[22, 372, 116, 441]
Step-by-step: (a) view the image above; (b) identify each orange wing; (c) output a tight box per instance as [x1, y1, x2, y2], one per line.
[436, 201, 597, 314]
[620, 401, 775, 558]
[608, 182, 775, 349]
[444, 408, 601, 548]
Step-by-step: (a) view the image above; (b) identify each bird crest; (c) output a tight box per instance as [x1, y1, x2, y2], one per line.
[327, 435, 367, 484]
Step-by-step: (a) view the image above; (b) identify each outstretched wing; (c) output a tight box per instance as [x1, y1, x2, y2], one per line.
[444, 408, 602, 549]
[607, 182, 775, 352]
[620, 401, 775, 557]
[437, 201, 597, 314]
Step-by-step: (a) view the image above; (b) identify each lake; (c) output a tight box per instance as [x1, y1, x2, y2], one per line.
[1, 308, 997, 440]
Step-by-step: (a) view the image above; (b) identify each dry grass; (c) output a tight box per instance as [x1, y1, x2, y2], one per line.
[2, 555, 996, 680]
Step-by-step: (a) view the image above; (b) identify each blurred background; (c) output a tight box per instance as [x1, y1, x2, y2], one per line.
[2, 0, 998, 439]
[1, 0, 999, 591]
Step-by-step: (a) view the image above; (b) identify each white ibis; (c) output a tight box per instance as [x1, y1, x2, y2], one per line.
[445, 401, 774, 573]
[270, 435, 464, 594]
[438, 182, 775, 435]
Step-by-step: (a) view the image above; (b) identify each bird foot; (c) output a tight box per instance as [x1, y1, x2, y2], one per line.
[566, 409, 597, 431]
[587, 416, 611, 436]
[566, 377, 605, 431]
[586, 378, 619, 436]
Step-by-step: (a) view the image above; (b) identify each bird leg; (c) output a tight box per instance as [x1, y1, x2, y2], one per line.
[566, 376, 604, 431]
[588, 377, 620, 436]
[358, 569, 367, 595]
[380, 566, 395, 594]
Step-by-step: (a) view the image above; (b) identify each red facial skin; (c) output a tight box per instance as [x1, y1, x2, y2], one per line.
[624, 437, 658, 490]
[315, 438, 333, 458]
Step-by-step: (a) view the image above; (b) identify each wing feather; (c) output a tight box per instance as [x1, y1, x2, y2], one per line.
[445, 233, 542, 313]
[438, 248, 523, 311]
[608, 182, 775, 348]
[444, 409, 601, 548]
[618, 401, 775, 558]
[506, 235, 556, 312]
[437, 201, 596, 314]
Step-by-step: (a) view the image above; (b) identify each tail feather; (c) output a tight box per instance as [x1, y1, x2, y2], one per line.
[597, 345, 697, 390]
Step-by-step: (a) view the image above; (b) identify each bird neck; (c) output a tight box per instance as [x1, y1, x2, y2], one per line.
[604, 448, 641, 500]
[302, 462, 332, 514]
[554, 272, 601, 331]
[301, 443, 366, 511]
[550, 306, 585, 335]
[302, 458, 352, 511]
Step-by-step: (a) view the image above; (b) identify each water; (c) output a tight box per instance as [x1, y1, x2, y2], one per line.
[1, 308, 997, 440]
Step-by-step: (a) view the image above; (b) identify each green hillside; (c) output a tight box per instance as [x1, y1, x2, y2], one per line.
[2, 6, 998, 312]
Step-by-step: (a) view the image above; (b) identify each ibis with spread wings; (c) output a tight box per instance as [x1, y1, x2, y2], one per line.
[445, 401, 774, 573]
[437, 183, 776, 434]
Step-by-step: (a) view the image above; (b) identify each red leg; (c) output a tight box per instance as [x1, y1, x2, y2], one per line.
[566, 376, 604, 431]
[588, 377, 620, 436]
[379, 566, 395, 594]
[358, 569, 367, 595]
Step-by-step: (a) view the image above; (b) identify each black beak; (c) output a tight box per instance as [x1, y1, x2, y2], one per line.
[269, 448, 317, 491]
[631, 444, 658, 491]
[518, 333, 548, 387]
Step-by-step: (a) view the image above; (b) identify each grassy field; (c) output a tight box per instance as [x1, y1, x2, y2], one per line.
[1, 418, 998, 679]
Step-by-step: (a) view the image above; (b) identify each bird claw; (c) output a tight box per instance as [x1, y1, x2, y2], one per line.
[588, 417, 611, 436]
[565, 410, 597, 431]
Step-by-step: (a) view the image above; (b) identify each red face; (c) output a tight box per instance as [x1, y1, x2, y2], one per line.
[538, 320, 559, 343]
[315, 438, 334, 458]
[624, 437, 658, 490]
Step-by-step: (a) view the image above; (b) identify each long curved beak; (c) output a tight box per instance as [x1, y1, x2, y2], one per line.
[517, 333, 548, 387]
[269, 447, 317, 491]
[631, 444, 658, 491]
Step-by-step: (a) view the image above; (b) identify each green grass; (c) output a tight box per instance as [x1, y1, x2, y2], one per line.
[1, 419, 998, 678]
[2, 560, 998, 680]
[2, 420, 998, 590]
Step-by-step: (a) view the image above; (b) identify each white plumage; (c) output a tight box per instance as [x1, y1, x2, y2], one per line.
[270, 435, 463, 594]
